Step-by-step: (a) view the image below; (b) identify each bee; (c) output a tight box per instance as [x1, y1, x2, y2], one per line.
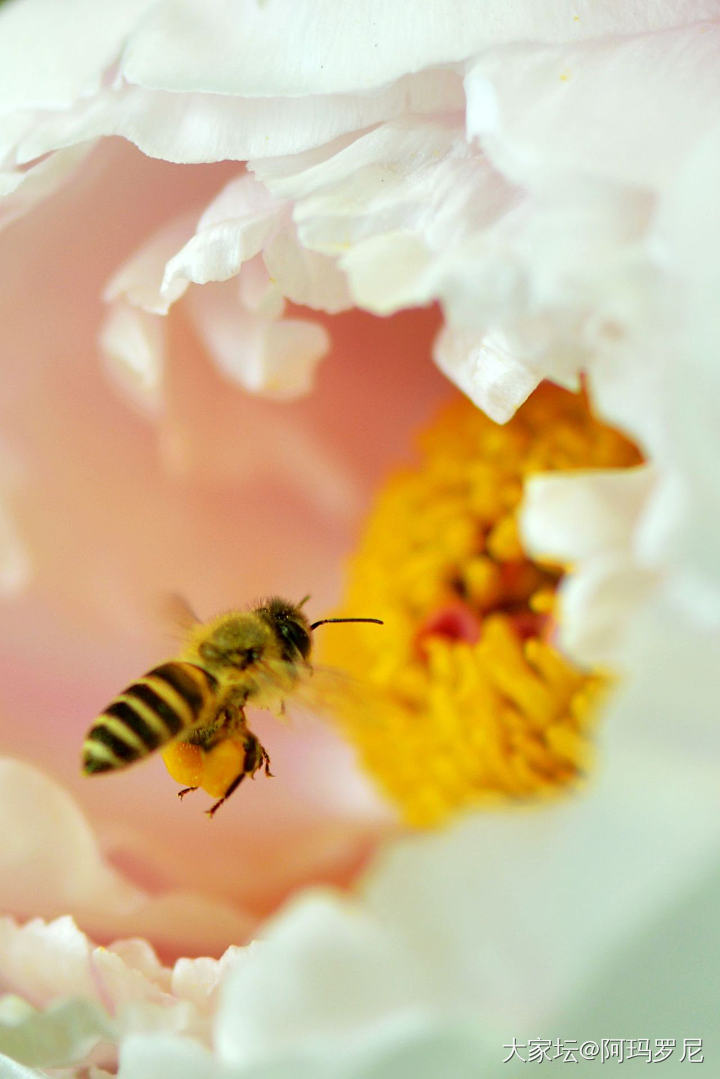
[81, 596, 382, 816]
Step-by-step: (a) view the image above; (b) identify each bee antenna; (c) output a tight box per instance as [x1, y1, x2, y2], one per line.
[298, 594, 311, 608]
[310, 617, 384, 631]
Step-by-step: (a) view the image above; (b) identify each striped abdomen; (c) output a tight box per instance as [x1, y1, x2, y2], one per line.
[82, 662, 219, 774]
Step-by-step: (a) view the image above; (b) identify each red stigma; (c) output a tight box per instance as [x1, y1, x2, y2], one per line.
[414, 602, 482, 658]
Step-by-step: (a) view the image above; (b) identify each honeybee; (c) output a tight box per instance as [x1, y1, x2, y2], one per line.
[82, 596, 382, 816]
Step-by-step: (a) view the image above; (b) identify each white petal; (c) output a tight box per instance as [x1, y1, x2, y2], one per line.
[18, 70, 464, 166]
[186, 279, 328, 400]
[170, 949, 242, 1012]
[0, 111, 35, 161]
[558, 849, 720, 1061]
[121, 0, 719, 97]
[99, 302, 165, 415]
[109, 938, 170, 993]
[521, 467, 658, 666]
[0, 1050, 51, 1079]
[0, 914, 244, 1033]
[368, 713, 720, 1022]
[0, 145, 92, 232]
[254, 320, 330, 399]
[343, 232, 436, 315]
[0, 997, 111, 1070]
[161, 175, 282, 297]
[467, 22, 720, 190]
[237, 255, 286, 319]
[0, 914, 252, 1074]
[651, 122, 720, 598]
[254, 116, 517, 322]
[105, 214, 197, 315]
[521, 467, 654, 563]
[343, 1024, 493, 1079]
[0, 1000, 35, 1025]
[438, 180, 652, 397]
[0, 0, 154, 112]
[0, 917, 98, 1004]
[94, 1024, 496, 1079]
[215, 896, 431, 1068]
[214, 704, 720, 1066]
[118, 1034, 222, 1079]
[263, 229, 352, 315]
[434, 326, 540, 423]
[264, 119, 462, 248]
[558, 552, 655, 667]
[606, 598, 720, 767]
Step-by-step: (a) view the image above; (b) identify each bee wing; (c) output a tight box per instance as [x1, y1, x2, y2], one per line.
[163, 593, 201, 631]
[247, 658, 383, 731]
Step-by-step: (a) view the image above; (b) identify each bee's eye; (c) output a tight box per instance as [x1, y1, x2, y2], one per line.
[279, 619, 311, 660]
[236, 647, 259, 669]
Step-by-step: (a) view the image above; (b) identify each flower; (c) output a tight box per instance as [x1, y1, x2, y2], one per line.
[1, 2, 720, 1076]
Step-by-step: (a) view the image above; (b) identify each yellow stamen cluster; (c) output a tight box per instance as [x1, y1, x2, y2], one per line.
[323, 383, 641, 827]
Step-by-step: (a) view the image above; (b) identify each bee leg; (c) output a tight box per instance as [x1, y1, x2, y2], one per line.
[205, 771, 247, 818]
[204, 733, 273, 817]
[244, 730, 273, 779]
[177, 786, 198, 800]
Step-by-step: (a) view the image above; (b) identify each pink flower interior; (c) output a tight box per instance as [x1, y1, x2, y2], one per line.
[0, 139, 451, 957]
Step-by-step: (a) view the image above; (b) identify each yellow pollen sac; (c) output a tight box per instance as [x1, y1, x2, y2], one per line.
[323, 383, 641, 828]
[162, 739, 248, 798]
[162, 742, 203, 789]
[198, 739, 248, 799]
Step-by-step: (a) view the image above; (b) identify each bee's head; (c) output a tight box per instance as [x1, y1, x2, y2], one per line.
[256, 597, 312, 664]
[253, 596, 384, 667]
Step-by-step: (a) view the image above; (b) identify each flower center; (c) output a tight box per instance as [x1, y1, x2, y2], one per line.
[323, 383, 641, 827]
